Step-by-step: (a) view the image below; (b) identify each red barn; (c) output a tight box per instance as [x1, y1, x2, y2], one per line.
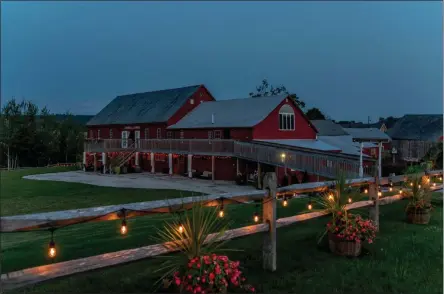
[85, 85, 377, 185]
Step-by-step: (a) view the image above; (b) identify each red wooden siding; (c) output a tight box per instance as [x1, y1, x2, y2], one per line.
[252, 98, 317, 140]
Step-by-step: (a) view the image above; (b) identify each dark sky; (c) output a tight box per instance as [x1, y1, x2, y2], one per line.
[1, 1, 442, 122]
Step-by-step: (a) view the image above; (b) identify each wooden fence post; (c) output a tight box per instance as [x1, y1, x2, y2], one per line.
[368, 168, 380, 231]
[262, 172, 277, 271]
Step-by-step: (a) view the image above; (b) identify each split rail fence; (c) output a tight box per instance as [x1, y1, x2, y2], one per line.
[0, 170, 442, 290]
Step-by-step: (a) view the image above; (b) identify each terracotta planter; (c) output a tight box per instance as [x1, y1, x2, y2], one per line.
[406, 207, 431, 224]
[328, 232, 362, 257]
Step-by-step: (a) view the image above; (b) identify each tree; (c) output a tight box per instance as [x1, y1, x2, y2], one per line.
[305, 108, 326, 120]
[249, 79, 305, 109]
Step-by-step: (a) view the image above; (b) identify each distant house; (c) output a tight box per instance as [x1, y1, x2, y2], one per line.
[338, 121, 389, 133]
[387, 114, 443, 162]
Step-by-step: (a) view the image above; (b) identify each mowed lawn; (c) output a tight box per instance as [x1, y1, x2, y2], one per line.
[8, 194, 443, 294]
[0, 167, 202, 216]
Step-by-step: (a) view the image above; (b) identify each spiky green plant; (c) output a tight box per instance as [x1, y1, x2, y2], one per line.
[152, 199, 233, 289]
[406, 173, 432, 211]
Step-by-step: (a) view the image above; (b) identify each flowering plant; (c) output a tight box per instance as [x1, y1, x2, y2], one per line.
[327, 212, 377, 244]
[172, 254, 255, 294]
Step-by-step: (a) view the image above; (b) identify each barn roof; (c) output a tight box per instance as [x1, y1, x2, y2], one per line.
[87, 85, 201, 126]
[317, 135, 373, 157]
[310, 120, 348, 136]
[387, 114, 443, 141]
[168, 95, 288, 129]
[343, 128, 391, 142]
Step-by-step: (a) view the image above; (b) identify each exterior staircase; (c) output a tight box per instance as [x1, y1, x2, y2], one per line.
[109, 143, 137, 173]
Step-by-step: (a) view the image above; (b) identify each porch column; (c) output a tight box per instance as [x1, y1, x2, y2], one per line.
[169, 153, 173, 175]
[359, 142, 364, 178]
[102, 152, 107, 174]
[211, 155, 215, 181]
[257, 162, 262, 189]
[82, 152, 86, 170]
[93, 154, 97, 172]
[236, 158, 240, 175]
[378, 142, 382, 178]
[151, 152, 155, 173]
[135, 152, 140, 166]
[188, 154, 193, 178]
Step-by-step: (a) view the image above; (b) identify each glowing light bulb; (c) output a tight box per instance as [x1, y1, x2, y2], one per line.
[328, 194, 334, 200]
[364, 189, 368, 194]
[410, 182, 413, 187]
[178, 224, 184, 234]
[253, 213, 259, 223]
[348, 197, 352, 203]
[440, 177, 443, 181]
[48, 241, 56, 258]
[399, 188, 403, 194]
[418, 185, 421, 189]
[283, 199, 288, 207]
[308, 202, 313, 210]
[218, 209, 225, 218]
[281, 153, 286, 159]
[389, 187, 393, 192]
[120, 220, 128, 235]
[433, 183, 436, 187]
[377, 191, 382, 197]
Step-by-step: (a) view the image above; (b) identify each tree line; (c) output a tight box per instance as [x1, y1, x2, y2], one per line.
[0, 99, 86, 169]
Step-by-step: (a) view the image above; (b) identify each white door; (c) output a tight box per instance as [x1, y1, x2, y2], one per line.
[134, 130, 140, 148]
[121, 131, 128, 148]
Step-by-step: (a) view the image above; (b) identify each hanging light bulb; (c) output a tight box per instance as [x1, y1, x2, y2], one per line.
[364, 188, 368, 194]
[440, 176, 443, 181]
[410, 182, 413, 187]
[377, 190, 382, 197]
[433, 183, 436, 187]
[218, 208, 225, 218]
[282, 197, 288, 207]
[418, 184, 421, 189]
[328, 193, 334, 201]
[348, 197, 352, 203]
[48, 240, 56, 258]
[389, 187, 393, 192]
[307, 201, 313, 210]
[399, 188, 403, 194]
[253, 212, 260, 223]
[178, 223, 184, 234]
[120, 219, 128, 235]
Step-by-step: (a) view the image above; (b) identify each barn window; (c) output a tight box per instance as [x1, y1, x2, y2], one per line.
[208, 131, 214, 140]
[214, 130, 222, 139]
[109, 129, 113, 139]
[167, 131, 173, 139]
[144, 128, 149, 139]
[89, 130, 94, 139]
[157, 128, 162, 139]
[279, 105, 295, 131]
[180, 130, 184, 139]
[190, 98, 194, 105]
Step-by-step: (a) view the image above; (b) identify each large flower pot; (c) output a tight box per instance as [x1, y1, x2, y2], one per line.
[328, 232, 362, 257]
[406, 207, 431, 224]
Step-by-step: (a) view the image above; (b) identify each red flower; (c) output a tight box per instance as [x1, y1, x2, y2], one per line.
[209, 273, 215, 281]
[215, 266, 221, 275]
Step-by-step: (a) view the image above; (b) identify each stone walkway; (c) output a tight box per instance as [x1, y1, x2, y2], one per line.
[24, 171, 255, 194]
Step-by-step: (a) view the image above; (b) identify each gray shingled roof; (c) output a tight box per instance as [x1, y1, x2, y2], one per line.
[310, 120, 348, 136]
[387, 114, 443, 141]
[343, 128, 391, 142]
[168, 95, 288, 129]
[87, 85, 201, 126]
[317, 135, 373, 157]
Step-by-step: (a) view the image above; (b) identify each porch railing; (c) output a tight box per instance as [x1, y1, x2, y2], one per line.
[84, 139, 373, 178]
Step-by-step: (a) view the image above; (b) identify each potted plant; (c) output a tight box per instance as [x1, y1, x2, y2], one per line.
[154, 201, 255, 294]
[318, 173, 377, 257]
[405, 174, 432, 224]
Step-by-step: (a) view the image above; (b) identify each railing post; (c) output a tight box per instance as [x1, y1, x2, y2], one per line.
[262, 172, 277, 272]
[369, 168, 380, 231]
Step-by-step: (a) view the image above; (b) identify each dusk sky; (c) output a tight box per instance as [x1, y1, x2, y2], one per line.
[1, 1, 442, 122]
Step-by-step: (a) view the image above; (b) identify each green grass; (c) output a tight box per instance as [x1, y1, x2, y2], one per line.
[0, 167, 201, 216]
[9, 193, 443, 294]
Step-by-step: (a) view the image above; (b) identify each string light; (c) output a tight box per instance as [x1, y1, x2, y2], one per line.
[440, 176, 443, 181]
[253, 203, 260, 223]
[307, 200, 313, 210]
[48, 229, 56, 259]
[399, 188, 403, 194]
[410, 182, 413, 187]
[120, 219, 128, 235]
[433, 183, 436, 187]
[328, 193, 334, 201]
[389, 187, 393, 192]
[377, 189, 382, 197]
[348, 197, 352, 203]
[178, 222, 184, 234]
[418, 184, 421, 189]
[282, 197, 288, 207]
[364, 189, 368, 194]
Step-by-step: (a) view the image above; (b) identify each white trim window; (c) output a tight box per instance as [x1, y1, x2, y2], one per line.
[121, 131, 129, 148]
[190, 98, 194, 105]
[157, 128, 162, 139]
[167, 131, 173, 139]
[214, 130, 222, 139]
[279, 105, 295, 131]
[208, 131, 213, 140]
[109, 129, 113, 139]
[144, 128, 149, 139]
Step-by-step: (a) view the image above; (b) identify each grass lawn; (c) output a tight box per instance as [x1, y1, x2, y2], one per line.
[0, 167, 202, 216]
[8, 193, 443, 294]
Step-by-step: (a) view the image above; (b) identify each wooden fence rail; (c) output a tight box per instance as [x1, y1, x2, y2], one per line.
[1, 170, 441, 233]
